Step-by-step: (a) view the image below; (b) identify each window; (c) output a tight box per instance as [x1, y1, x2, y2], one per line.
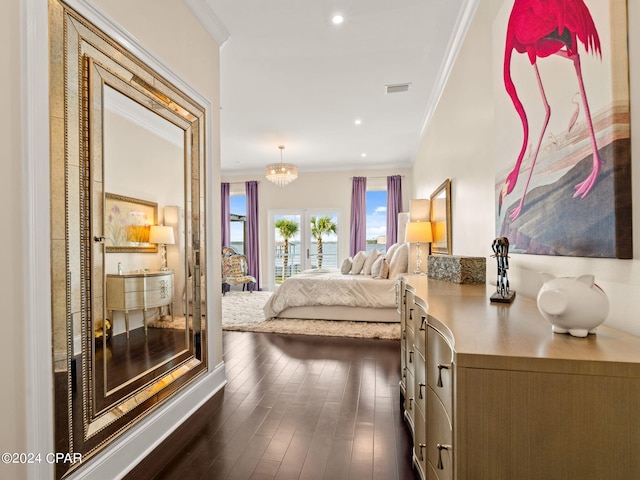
[366, 189, 387, 253]
[229, 194, 246, 254]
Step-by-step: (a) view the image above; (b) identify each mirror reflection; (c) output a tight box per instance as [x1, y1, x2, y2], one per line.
[92, 85, 190, 413]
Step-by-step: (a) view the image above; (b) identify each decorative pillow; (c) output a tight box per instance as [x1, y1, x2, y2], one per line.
[362, 249, 380, 275]
[371, 255, 389, 279]
[351, 250, 367, 274]
[340, 257, 353, 274]
[388, 243, 409, 279]
[385, 242, 400, 263]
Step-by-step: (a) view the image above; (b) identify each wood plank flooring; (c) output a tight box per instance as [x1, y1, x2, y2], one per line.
[127, 331, 417, 480]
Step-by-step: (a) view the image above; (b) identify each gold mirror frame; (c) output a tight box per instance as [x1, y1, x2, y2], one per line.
[49, 1, 207, 477]
[430, 179, 452, 255]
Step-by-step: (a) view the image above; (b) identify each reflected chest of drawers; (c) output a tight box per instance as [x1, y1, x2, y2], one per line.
[106, 271, 174, 337]
[399, 275, 640, 480]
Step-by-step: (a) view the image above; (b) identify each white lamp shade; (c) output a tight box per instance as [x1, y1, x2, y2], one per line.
[149, 225, 175, 245]
[405, 221, 433, 243]
[409, 199, 429, 221]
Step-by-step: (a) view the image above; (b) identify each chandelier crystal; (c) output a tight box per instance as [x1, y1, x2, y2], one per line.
[265, 145, 298, 187]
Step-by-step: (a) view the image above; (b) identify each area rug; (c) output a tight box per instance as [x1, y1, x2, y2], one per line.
[221, 290, 400, 340]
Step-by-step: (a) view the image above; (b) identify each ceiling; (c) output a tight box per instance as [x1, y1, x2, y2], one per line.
[192, 0, 474, 176]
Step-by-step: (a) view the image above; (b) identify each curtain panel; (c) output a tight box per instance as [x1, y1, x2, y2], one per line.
[350, 176, 367, 256]
[245, 181, 261, 290]
[221, 182, 230, 248]
[386, 175, 403, 249]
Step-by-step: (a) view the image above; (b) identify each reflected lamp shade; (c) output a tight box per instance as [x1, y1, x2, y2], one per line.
[149, 225, 175, 245]
[149, 225, 175, 271]
[405, 221, 433, 244]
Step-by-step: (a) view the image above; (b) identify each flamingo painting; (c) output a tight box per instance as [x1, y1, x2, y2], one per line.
[499, 0, 602, 220]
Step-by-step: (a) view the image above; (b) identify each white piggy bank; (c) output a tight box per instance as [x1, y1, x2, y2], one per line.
[536, 273, 609, 338]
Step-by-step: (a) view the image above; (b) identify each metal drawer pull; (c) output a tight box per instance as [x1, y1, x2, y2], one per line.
[93, 236, 105, 243]
[437, 443, 451, 469]
[419, 315, 427, 331]
[419, 443, 426, 461]
[409, 350, 414, 363]
[402, 328, 406, 339]
[437, 364, 450, 387]
[409, 397, 414, 410]
[418, 382, 425, 399]
[409, 308, 414, 320]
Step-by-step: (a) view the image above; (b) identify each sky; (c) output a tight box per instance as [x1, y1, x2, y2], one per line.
[229, 190, 387, 243]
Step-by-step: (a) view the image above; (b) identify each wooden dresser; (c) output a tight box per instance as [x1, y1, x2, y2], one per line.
[106, 270, 174, 337]
[399, 275, 640, 480]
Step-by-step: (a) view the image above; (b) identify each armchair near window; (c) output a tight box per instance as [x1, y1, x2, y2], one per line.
[222, 247, 256, 294]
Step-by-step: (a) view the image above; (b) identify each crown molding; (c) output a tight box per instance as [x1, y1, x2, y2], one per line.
[183, 0, 230, 47]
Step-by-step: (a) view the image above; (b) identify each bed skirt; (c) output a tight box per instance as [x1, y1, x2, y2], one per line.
[276, 305, 399, 323]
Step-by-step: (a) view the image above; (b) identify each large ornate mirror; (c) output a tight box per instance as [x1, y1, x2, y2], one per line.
[49, 1, 207, 477]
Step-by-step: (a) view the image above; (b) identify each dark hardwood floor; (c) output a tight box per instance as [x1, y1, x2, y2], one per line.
[127, 331, 417, 480]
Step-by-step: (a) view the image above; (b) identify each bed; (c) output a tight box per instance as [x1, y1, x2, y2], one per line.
[263, 243, 409, 323]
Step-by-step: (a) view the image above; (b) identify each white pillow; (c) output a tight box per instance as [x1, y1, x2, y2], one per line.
[340, 257, 353, 274]
[351, 251, 367, 274]
[388, 243, 409, 279]
[371, 255, 389, 279]
[362, 249, 380, 275]
[385, 242, 400, 263]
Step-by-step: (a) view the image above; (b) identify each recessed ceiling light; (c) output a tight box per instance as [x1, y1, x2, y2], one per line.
[354, 119, 362, 125]
[332, 14, 344, 25]
[361, 153, 367, 157]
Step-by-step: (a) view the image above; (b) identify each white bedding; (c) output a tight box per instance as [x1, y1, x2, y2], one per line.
[263, 268, 398, 319]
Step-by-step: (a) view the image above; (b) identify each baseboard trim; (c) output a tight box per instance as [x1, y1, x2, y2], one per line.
[67, 362, 226, 480]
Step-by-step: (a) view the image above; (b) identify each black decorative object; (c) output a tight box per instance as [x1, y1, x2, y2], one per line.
[490, 237, 516, 303]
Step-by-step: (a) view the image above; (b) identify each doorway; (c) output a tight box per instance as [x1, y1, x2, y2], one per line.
[268, 209, 341, 289]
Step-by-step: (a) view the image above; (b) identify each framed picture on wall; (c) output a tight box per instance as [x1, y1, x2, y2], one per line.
[494, 0, 631, 258]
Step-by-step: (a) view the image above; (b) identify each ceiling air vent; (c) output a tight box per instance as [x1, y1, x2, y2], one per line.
[385, 83, 411, 94]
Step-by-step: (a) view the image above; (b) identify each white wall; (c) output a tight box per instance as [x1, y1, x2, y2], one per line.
[412, 0, 640, 337]
[222, 167, 412, 289]
[1, 0, 26, 477]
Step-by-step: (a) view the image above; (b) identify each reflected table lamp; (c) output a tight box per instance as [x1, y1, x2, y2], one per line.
[149, 225, 175, 271]
[405, 221, 433, 274]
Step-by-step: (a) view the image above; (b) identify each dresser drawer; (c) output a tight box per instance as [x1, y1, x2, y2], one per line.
[427, 325, 453, 415]
[405, 368, 415, 427]
[413, 301, 428, 356]
[406, 326, 415, 376]
[414, 405, 427, 479]
[427, 387, 453, 480]
[415, 349, 426, 416]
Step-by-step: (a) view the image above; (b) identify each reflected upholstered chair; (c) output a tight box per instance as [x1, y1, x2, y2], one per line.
[222, 247, 256, 295]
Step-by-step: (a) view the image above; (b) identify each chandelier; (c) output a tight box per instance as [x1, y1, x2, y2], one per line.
[265, 145, 298, 187]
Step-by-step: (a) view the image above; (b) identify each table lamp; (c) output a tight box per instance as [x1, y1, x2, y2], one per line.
[149, 225, 175, 271]
[405, 221, 433, 274]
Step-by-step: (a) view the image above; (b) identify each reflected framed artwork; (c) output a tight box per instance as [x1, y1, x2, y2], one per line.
[105, 193, 158, 253]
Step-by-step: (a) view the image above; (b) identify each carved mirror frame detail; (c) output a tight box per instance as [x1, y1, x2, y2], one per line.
[49, 1, 207, 477]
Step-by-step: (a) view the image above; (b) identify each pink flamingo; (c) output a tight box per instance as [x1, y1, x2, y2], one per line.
[499, 0, 602, 220]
